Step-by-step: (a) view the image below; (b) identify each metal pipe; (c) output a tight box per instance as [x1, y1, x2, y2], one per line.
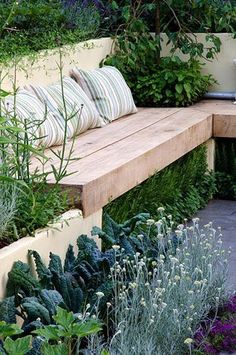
[204, 91, 236, 100]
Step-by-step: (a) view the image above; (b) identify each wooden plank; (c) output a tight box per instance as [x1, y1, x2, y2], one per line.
[49, 109, 212, 216]
[194, 100, 236, 138]
[213, 114, 236, 137]
[194, 99, 236, 115]
[31, 107, 180, 172]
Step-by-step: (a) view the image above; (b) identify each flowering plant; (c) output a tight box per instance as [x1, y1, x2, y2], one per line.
[106, 214, 228, 354]
[194, 295, 236, 354]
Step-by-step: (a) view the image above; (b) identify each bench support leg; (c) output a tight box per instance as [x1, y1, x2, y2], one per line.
[205, 138, 215, 171]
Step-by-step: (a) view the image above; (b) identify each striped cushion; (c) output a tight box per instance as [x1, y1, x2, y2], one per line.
[26, 77, 106, 139]
[2, 89, 64, 147]
[70, 66, 138, 122]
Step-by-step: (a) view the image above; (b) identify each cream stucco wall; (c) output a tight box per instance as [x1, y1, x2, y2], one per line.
[161, 33, 236, 92]
[0, 209, 102, 300]
[2, 37, 113, 91]
[2, 34, 236, 92]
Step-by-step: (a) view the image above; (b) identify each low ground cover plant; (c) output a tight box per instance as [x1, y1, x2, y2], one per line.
[0, 0, 101, 64]
[0, 211, 230, 354]
[193, 294, 236, 354]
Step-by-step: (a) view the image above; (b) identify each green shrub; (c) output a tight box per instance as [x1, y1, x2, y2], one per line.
[133, 56, 215, 107]
[0, 0, 100, 64]
[104, 20, 215, 107]
[104, 145, 216, 224]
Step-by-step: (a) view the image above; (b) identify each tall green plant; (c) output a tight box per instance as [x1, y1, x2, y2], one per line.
[0, 47, 81, 241]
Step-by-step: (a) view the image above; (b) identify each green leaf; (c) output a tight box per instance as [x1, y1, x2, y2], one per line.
[184, 83, 191, 94]
[175, 84, 183, 94]
[71, 319, 102, 338]
[33, 325, 60, 341]
[101, 350, 110, 355]
[53, 307, 74, 330]
[4, 335, 32, 355]
[0, 321, 22, 338]
[28, 250, 52, 288]
[22, 301, 51, 324]
[0, 89, 10, 98]
[41, 343, 68, 355]
[0, 297, 16, 324]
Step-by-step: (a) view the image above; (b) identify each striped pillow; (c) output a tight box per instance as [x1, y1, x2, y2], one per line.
[70, 66, 138, 122]
[2, 89, 64, 147]
[26, 77, 106, 139]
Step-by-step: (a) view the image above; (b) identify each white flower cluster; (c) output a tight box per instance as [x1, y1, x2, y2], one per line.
[108, 215, 228, 355]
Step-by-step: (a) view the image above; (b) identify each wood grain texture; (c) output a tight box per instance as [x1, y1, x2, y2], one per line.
[194, 100, 236, 115]
[213, 114, 236, 137]
[191, 100, 236, 138]
[31, 107, 180, 172]
[47, 109, 212, 216]
[30, 100, 236, 217]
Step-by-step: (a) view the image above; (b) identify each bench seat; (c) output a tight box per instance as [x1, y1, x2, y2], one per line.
[31, 100, 236, 217]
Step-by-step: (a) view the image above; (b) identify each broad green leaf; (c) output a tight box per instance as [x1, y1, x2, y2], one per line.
[33, 325, 60, 341]
[184, 83, 191, 94]
[0, 321, 22, 338]
[175, 84, 183, 94]
[71, 319, 102, 338]
[41, 343, 68, 355]
[4, 335, 32, 355]
[53, 307, 74, 330]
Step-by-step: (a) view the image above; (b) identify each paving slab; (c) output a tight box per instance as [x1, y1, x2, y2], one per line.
[196, 200, 236, 291]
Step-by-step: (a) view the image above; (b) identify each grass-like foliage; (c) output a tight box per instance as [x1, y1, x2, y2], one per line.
[0, 49, 81, 243]
[104, 145, 216, 224]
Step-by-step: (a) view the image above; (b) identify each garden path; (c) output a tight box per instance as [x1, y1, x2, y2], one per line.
[196, 200, 236, 290]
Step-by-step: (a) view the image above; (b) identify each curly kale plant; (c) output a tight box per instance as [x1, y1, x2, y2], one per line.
[0, 214, 153, 325]
[0, 212, 177, 321]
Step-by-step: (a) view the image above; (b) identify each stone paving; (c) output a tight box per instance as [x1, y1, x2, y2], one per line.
[196, 199, 236, 290]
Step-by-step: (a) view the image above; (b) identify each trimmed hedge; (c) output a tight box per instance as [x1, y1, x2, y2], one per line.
[104, 145, 216, 224]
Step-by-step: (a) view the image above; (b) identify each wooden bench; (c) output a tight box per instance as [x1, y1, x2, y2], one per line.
[31, 100, 236, 217]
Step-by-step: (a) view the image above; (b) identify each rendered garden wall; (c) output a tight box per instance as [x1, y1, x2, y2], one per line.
[0, 209, 102, 300]
[161, 33, 236, 92]
[2, 34, 236, 91]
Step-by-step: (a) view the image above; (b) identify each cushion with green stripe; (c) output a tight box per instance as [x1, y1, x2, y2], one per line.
[25, 77, 106, 139]
[2, 89, 65, 148]
[70, 66, 138, 122]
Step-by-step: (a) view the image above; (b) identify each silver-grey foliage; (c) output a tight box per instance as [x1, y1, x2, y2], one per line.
[0, 184, 17, 238]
